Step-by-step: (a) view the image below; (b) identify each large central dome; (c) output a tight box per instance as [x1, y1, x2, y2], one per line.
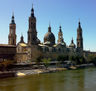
[44, 25, 55, 46]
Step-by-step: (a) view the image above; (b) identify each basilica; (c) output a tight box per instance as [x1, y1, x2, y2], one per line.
[8, 6, 84, 62]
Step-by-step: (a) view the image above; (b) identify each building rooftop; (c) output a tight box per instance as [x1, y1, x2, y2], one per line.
[0, 44, 16, 47]
[19, 43, 27, 47]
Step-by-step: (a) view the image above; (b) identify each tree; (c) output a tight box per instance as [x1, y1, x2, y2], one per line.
[69, 55, 75, 61]
[69, 55, 76, 65]
[42, 58, 51, 69]
[36, 56, 43, 65]
[87, 54, 96, 63]
[57, 55, 68, 63]
[69, 55, 86, 65]
[87, 54, 96, 65]
[92, 57, 96, 66]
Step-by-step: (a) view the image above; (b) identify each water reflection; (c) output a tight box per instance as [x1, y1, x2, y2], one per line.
[0, 68, 96, 91]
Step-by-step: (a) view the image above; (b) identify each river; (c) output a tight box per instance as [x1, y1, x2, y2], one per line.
[0, 67, 96, 91]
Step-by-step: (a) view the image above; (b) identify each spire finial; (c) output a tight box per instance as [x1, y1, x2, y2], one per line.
[60, 25, 61, 29]
[48, 22, 51, 32]
[12, 12, 14, 17]
[78, 19, 82, 29]
[31, 4, 34, 17]
[71, 37, 73, 43]
[49, 21, 51, 27]
[11, 12, 15, 24]
[12, 12, 14, 19]
[78, 18, 81, 25]
[59, 25, 62, 32]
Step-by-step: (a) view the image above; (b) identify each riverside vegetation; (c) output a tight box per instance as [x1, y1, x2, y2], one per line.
[35, 54, 96, 69]
[0, 54, 96, 72]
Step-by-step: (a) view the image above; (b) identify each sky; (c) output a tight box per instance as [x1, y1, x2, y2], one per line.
[0, 0, 96, 52]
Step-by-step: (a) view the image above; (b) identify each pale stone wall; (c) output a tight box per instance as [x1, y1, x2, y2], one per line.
[16, 43, 85, 63]
[15, 53, 28, 63]
[27, 45, 43, 62]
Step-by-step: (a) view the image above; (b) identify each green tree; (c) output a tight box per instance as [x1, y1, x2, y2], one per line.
[87, 54, 95, 63]
[69, 55, 75, 61]
[79, 56, 86, 64]
[69, 55, 86, 65]
[87, 54, 96, 64]
[42, 58, 51, 69]
[57, 55, 68, 63]
[36, 56, 43, 65]
[69, 55, 76, 64]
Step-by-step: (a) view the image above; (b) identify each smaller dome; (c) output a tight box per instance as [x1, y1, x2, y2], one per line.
[44, 25, 55, 46]
[17, 34, 27, 47]
[19, 35, 25, 43]
[69, 38, 76, 48]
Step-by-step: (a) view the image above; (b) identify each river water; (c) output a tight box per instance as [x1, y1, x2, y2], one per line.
[0, 67, 96, 91]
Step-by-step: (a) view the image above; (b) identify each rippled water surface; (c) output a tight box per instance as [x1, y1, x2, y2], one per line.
[0, 67, 96, 91]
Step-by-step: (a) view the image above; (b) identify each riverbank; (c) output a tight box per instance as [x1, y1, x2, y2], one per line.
[0, 68, 68, 78]
[0, 71, 15, 78]
[0, 63, 95, 78]
[15, 63, 94, 77]
[16, 68, 68, 76]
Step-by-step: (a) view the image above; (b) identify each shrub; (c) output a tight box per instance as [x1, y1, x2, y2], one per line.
[42, 58, 51, 69]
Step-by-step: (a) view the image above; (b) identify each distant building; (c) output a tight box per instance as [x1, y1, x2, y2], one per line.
[8, 13, 16, 45]
[15, 6, 84, 62]
[0, 5, 96, 62]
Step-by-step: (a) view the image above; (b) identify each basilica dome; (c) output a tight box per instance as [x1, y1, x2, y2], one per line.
[44, 25, 55, 46]
[69, 38, 76, 48]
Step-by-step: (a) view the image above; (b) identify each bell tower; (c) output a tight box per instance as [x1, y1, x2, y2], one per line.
[77, 21, 83, 50]
[27, 5, 40, 45]
[8, 13, 16, 45]
[57, 26, 64, 44]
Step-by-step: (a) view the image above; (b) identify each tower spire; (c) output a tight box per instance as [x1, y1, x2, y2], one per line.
[8, 13, 16, 45]
[71, 37, 73, 43]
[28, 5, 39, 45]
[59, 25, 62, 32]
[48, 23, 51, 32]
[31, 4, 34, 17]
[11, 12, 15, 24]
[57, 25, 66, 45]
[78, 19, 82, 29]
[77, 20, 83, 50]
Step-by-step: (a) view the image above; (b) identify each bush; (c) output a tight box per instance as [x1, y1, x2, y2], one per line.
[0, 60, 14, 71]
[42, 58, 51, 69]
[87, 54, 96, 65]
[87, 54, 96, 63]
[57, 55, 68, 63]
[69, 55, 86, 65]
[36, 56, 43, 65]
